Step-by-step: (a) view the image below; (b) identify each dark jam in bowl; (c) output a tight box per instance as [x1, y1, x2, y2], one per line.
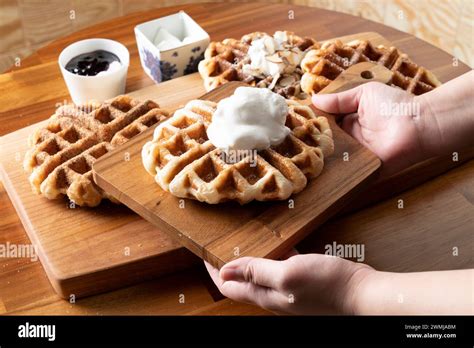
[65, 50, 121, 76]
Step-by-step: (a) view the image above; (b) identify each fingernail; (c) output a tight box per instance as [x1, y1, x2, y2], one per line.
[311, 93, 328, 104]
[311, 94, 323, 106]
[220, 266, 244, 281]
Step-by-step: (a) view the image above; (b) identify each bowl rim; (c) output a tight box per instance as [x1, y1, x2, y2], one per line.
[58, 38, 130, 80]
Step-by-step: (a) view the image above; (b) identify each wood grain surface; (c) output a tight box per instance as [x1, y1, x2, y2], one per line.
[2, 1, 473, 73]
[0, 3, 472, 315]
[93, 79, 381, 268]
[0, 75, 212, 298]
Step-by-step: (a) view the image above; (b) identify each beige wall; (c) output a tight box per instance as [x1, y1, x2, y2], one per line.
[1, 0, 472, 72]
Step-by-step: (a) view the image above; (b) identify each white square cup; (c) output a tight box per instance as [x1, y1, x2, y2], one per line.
[134, 11, 210, 83]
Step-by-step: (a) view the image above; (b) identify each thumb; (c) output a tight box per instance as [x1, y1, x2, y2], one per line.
[220, 257, 284, 289]
[311, 85, 363, 114]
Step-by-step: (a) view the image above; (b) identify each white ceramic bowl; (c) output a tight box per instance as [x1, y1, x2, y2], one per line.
[58, 38, 130, 104]
[135, 11, 210, 83]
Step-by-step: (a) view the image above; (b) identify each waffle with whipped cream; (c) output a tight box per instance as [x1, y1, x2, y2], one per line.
[142, 98, 334, 204]
[24, 95, 169, 207]
[300, 39, 441, 95]
[198, 31, 318, 99]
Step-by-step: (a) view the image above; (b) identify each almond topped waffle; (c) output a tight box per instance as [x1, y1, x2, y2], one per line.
[198, 31, 318, 99]
[300, 39, 441, 95]
[24, 95, 169, 207]
[142, 98, 334, 204]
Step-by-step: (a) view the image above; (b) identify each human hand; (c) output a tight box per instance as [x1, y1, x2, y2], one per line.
[312, 82, 426, 176]
[204, 251, 374, 315]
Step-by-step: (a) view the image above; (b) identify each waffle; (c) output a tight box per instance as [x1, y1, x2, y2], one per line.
[24, 95, 169, 207]
[142, 99, 334, 204]
[198, 31, 318, 99]
[300, 39, 441, 95]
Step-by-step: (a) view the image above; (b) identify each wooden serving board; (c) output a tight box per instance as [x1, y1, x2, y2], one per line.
[93, 80, 381, 268]
[0, 74, 207, 299]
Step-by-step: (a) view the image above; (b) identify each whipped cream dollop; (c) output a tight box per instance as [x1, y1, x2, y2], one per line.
[242, 31, 304, 88]
[96, 60, 122, 76]
[207, 87, 290, 152]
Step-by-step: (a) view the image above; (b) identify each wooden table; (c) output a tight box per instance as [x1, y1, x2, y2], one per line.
[0, 2, 472, 315]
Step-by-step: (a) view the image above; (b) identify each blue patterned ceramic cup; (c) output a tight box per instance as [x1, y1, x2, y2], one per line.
[135, 11, 210, 83]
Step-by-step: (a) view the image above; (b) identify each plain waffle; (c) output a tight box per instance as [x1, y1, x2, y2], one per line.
[300, 39, 441, 95]
[142, 99, 334, 204]
[198, 31, 318, 99]
[24, 95, 169, 207]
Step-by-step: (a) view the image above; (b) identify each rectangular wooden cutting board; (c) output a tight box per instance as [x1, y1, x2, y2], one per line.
[0, 73, 206, 299]
[93, 81, 381, 268]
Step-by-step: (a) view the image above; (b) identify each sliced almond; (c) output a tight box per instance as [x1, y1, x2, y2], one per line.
[283, 65, 296, 74]
[279, 75, 296, 87]
[263, 37, 275, 53]
[266, 54, 283, 63]
[268, 73, 280, 90]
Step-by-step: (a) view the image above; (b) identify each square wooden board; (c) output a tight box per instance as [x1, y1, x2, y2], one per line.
[93, 81, 381, 268]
